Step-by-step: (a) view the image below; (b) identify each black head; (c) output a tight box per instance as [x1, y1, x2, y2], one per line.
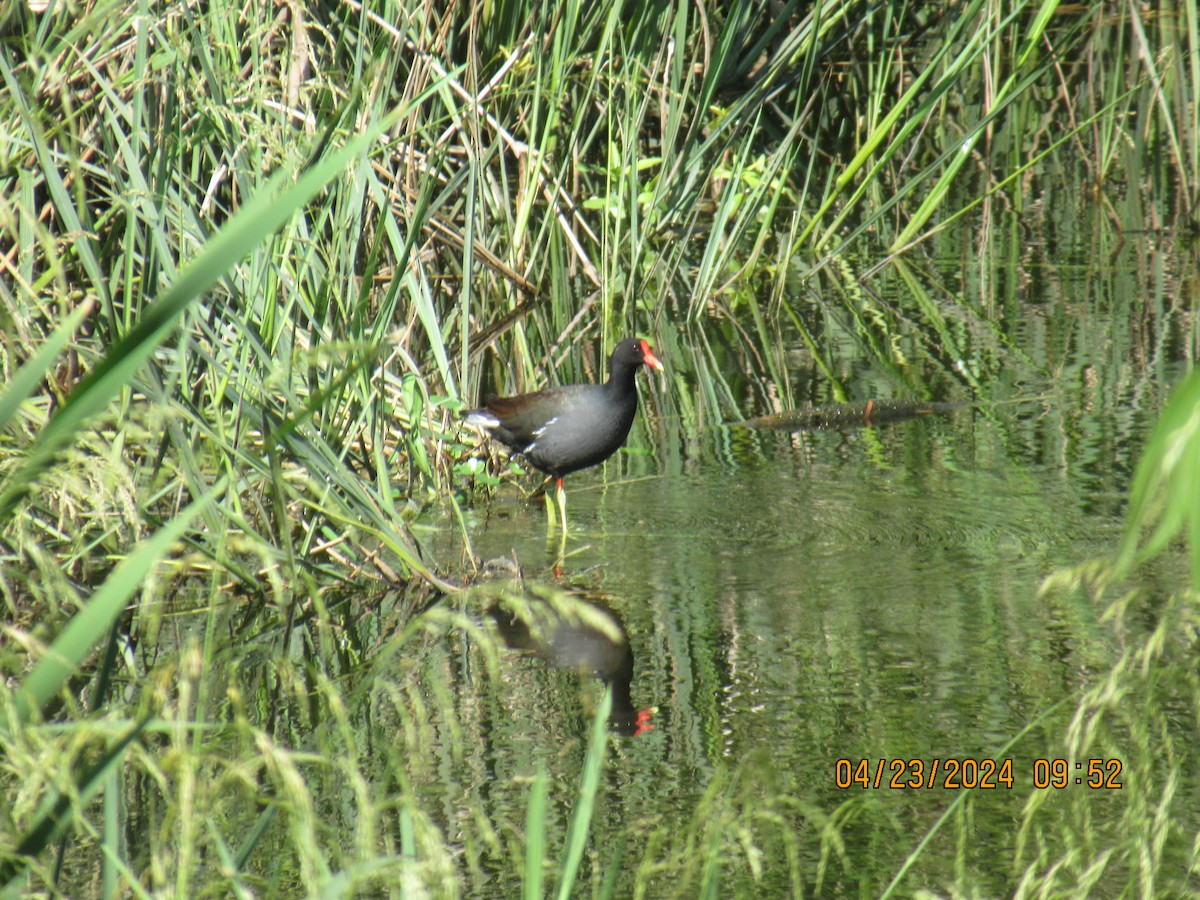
[610, 337, 664, 375]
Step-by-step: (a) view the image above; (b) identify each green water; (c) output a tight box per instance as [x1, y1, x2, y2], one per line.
[410, 218, 1200, 895]
[438, 413, 1138, 893]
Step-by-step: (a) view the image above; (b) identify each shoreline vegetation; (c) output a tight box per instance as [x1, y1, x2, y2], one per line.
[3, 0, 1200, 894]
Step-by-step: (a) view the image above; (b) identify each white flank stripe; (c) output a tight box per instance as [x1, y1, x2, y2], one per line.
[532, 416, 558, 437]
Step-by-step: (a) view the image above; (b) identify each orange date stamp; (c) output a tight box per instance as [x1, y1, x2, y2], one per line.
[834, 758, 1123, 790]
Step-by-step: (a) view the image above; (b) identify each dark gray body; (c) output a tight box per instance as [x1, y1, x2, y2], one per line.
[465, 338, 660, 480]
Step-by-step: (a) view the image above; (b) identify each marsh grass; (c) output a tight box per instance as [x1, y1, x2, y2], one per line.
[2, 0, 1200, 894]
[1006, 370, 1200, 897]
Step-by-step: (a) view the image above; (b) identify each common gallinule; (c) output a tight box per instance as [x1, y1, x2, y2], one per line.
[466, 337, 663, 529]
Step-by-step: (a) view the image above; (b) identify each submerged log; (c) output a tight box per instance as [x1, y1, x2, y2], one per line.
[732, 399, 969, 431]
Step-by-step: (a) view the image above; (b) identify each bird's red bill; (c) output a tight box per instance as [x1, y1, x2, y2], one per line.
[639, 340, 664, 371]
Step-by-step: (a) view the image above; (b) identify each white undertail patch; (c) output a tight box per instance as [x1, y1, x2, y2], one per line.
[465, 411, 501, 429]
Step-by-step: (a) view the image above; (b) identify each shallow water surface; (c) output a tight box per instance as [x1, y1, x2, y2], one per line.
[406, 211, 1200, 894]
[434, 400, 1152, 894]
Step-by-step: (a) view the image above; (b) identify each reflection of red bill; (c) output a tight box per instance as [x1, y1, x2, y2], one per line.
[634, 706, 657, 737]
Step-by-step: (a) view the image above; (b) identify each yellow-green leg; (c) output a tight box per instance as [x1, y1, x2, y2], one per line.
[543, 477, 569, 536]
[556, 477, 568, 535]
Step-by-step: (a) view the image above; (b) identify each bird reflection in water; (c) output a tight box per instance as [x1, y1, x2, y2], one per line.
[488, 589, 654, 737]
